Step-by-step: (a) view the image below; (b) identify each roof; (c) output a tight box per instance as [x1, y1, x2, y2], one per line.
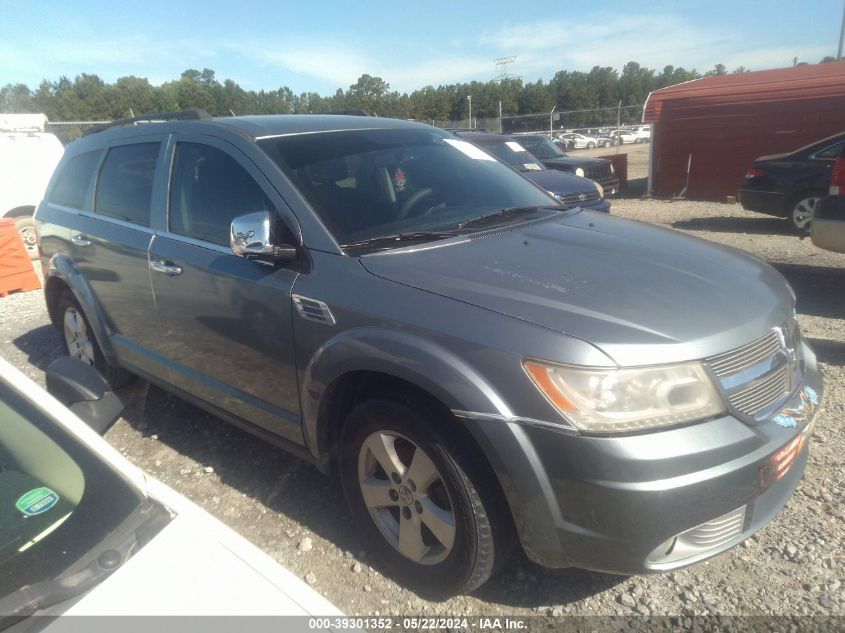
[644, 61, 845, 123]
[211, 114, 424, 139]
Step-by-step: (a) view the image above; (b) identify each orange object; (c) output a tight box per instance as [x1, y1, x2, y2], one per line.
[0, 218, 41, 297]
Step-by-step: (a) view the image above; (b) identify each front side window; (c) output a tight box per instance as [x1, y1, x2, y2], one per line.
[169, 143, 272, 246]
[477, 141, 543, 172]
[94, 143, 159, 226]
[49, 150, 102, 209]
[259, 129, 557, 247]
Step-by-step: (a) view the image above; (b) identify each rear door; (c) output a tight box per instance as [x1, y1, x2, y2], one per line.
[148, 135, 303, 443]
[65, 137, 170, 377]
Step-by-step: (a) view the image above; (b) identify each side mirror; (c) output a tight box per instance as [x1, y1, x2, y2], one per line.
[230, 211, 297, 264]
[45, 357, 124, 435]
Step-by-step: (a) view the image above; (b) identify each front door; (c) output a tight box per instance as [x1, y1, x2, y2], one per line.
[148, 137, 303, 443]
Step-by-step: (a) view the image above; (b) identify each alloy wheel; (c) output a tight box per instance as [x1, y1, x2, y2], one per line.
[63, 307, 95, 366]
[791, 196, 818, 230]
[357, 430, 456, 565]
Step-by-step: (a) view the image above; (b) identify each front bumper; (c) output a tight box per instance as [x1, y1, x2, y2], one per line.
[463, 343, 822, 574]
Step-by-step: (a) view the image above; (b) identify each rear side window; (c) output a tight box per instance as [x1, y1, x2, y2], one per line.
[169, 142, 271, 245]
[94, 143, 159, 226]
[49, 151, 101, 209]
[814, 142, 844, 160]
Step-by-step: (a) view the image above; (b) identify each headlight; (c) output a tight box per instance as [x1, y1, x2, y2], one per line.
[595, 182, 604, 198]
[523, 360, 724, 433]
[575, 167, 585, 177]
[610, 164, 615, 174]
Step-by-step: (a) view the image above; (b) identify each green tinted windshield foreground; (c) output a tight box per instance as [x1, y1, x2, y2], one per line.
[0, 383, 144, 598]
[258, 128, 559, 247]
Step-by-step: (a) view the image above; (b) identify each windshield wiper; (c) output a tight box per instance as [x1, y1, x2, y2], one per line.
[456, 206, 557, 229]
[341, 231, 459, 249]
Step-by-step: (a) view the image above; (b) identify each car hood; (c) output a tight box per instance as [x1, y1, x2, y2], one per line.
[360, 212, 795, 366]
[522, 169, 597, 195]
[58, 500, 341, 616]
[540, 155, 611, 169]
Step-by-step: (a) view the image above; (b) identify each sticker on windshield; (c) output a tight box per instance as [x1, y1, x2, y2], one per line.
[523, 163, 542, 171]
[505, 141, 526, 152]
[443, 139, 495, 161]
[16, 487, 60, 516]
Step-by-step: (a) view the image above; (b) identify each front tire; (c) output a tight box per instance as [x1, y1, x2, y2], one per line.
[587, 142, 595, 149]
[339, 396, 511, 597]
[57, 289, 134, 388]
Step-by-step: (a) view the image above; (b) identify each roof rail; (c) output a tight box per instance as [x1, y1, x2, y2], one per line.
[319, 109, 375, 117]
[83, 109, 213, 136]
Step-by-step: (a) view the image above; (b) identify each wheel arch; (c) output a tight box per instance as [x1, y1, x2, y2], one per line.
[300, 327, 514, 468]
[4, 205, 36, 218]
[44, 253, 116, 359]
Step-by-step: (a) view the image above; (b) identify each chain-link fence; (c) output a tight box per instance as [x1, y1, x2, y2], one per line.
[429, 105, 645, 137]
[45, 121, 108, 145]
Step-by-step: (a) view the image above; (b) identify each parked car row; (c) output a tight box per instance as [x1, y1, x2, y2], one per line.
[30, 111, 821, 599]
[811, 142, 845, 253]
[553, 126, 650, 149]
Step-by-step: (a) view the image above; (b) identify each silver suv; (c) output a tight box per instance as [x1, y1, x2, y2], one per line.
[35, 112, 822, 597]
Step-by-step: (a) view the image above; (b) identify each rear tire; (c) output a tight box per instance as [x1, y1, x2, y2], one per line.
[339, 396, 512, 598]
[789, 191, 823, 232]
[56, 289, 134, 388]
[587, 142, 595, 149]
[14, 215, 38, 260]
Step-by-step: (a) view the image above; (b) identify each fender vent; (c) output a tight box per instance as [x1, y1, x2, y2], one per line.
[292, 294, 335, 325]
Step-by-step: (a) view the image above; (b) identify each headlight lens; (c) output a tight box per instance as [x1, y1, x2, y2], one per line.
[523, 360, 724, 433]
[595, 182, 604, 198]
[575, 167, 585, 177]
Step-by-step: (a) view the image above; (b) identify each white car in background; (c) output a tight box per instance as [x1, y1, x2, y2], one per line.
[607, 129, 640, 145]
[558, 132, 599, 149]
[0, 356, 343, 623]
[0, 114, 65, 259]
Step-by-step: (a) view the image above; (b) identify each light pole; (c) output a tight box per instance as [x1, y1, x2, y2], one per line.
[838, 0, 845, 60]
[550, 105, 556, 139]
[467, 95, 472, 130]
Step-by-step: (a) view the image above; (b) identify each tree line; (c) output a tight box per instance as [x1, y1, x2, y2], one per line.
[1, 58, 839, 127]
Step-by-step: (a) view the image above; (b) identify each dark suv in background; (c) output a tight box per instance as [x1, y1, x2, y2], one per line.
[453, 131, 610, 212]
[35, 112, 821, 597]
[739, 132, 845, 231]
[513, 134, 619, 195]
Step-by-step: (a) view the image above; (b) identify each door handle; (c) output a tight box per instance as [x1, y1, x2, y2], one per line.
[71, 234, 92, 247]
[149, 259, 183, 276]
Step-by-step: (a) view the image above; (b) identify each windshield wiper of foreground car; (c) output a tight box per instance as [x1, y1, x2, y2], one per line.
[456, 206, 560, 230]
[341, 230, 461, 250]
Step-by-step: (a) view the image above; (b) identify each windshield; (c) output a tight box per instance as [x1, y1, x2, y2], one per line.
[475, 140, 544, 172]
[258, 128, 558, 247]
[518, 136, 567, 160]
[0, 381, 145, 598]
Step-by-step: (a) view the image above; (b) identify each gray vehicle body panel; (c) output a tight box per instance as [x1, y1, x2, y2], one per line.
[35, 114, 821, 575]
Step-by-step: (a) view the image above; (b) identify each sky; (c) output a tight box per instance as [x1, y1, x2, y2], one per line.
[1, 0, 842, 94]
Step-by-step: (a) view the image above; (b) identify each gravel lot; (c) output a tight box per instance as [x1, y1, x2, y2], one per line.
[1, 196, 843, 622]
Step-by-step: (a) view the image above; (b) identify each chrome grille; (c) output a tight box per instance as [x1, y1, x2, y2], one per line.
[730, 365, 789, 415]
[559, 190, 600, 206]
[587, 163, 614, 182]
[707, 318, 801, 421]
[709, 330, 781, 377]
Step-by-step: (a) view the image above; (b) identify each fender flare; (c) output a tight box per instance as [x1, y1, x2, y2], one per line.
[300, 326, 514, 458]
[45, 252, 117, 360]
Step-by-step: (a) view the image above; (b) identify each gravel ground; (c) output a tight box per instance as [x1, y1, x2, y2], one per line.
[1, 198, 843, 623]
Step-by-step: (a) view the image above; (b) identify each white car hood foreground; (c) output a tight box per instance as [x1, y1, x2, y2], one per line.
[58, 488, 341, 617]
[0, 358, 341, 623]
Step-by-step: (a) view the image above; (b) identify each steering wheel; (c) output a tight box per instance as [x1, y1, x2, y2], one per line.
[398, 188, 434, 219]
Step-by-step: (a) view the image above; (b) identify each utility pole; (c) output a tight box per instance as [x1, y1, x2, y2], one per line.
[549, 106, 556, 139]
[498, 100, 502, 133]
[838, 0, 845, 60]
[467, 95, 472, 130]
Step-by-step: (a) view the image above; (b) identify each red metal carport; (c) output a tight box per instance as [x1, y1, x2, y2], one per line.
[643, 62, 845, 200]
